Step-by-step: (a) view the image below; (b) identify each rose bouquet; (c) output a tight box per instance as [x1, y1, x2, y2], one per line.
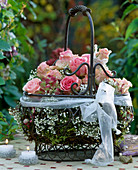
[23, 45, 132, 96]
[10, 45, 134, 161]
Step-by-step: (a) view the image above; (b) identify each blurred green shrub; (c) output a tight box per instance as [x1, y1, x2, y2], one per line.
[109, 0, 138, 134]
[24, 0, 66, 60]
[0, 0, 36, 141]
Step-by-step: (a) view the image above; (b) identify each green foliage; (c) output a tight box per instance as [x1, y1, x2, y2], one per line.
[121, 3, 138, 20]
[0, 111, 18, 141]
[109, 0, 138, 134]
[0, 0, 36, 141]
[25, 0, 66, 62]
[125, 18, 138, 40]
[0, 40, 12, 51]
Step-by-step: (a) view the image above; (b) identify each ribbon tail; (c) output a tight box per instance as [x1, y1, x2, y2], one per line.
[90, 104, 114, 166]
[80, 102, 97, 122]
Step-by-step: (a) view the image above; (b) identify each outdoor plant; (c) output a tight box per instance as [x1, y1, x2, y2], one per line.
[109, 0, 138, 134]
[0, 111, 18, 140]
[0, 0, 36, 141]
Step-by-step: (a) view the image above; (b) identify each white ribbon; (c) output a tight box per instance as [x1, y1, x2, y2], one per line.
[80, 82, 117, 166]
[114, 93, 132, 106]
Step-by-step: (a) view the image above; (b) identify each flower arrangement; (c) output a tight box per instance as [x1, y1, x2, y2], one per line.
[23, 45, 132, 96]
[10, 45, 134, 161]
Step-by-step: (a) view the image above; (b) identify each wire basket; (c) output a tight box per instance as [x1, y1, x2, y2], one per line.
[14, 5, 134, 161]
[12, 103, 133, 161]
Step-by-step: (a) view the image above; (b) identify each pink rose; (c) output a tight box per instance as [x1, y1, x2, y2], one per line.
[95, 68, 113, 85]
[50, 48, 64, 59]
[96, 48, 112, 64]
[46, 69, 62, 80]
[46, 58, 57, 66]
[60, 75, 81, 94]
[37, 62, 57, 78]
[121, 78, 132, 94]
[23, 78, 41, 94]
[115, 78, 132, 94]
[46, 48, 68, 66]
[81, 54, 90, 65]
[55, 50, 73, 69]
[59, 49, 73, 58]
[69, 57, 88, 77]
[37, 62, 50, 78]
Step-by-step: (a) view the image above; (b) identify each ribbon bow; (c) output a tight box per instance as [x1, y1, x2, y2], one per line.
[80, 82, 118, 166]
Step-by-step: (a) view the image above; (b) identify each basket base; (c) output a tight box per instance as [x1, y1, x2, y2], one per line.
[37, 149, 96, 161]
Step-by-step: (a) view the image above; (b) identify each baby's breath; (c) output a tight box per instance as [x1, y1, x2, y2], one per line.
[28, 69, 37, 81]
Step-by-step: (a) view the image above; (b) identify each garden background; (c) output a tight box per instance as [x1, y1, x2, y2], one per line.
[0, 0, 138, 141]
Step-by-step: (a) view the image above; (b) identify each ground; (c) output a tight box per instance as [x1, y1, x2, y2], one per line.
[0, 133, 138, 170]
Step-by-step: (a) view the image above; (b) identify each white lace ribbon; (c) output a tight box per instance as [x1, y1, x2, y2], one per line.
[80, 82, 117, 166]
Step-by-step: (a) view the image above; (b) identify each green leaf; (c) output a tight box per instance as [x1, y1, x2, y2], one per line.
[0, 77, 5, 85]
[10, 125, 18, 130]
[0, 124, 2, 133]
[109, 53, 117, 59]
[21, 14, 26, 20]
[38, 39, 47, 53]
[4, 96, 17, 107]
[27, 4, 37, 20]
[0, 40, 12, 51]
[120, 0, 129, 8]
[0, 111, 4, 117]
[0, 121, 8, 126]
[16, 66, 25, 73]
[0, 134, 4, 141]
[110, 37, 124, 42]
[10, 70, 16, 80]
[122, 4, 138, 20]
[0, 51, 6, 59]
[119, 46, 127, 54]
[3, 11, 14, 19]
[7, 0, 19, 12]
[125, 18, 138, 40]
[30, 1, 37, 8]
[10, 117, 14, 125]
[26, 36, 33, 44]
[20, 55, 28, 62]
[129, 87, 138, 92]
[0, 88, 3, 94]
[5, 85, 21, 98]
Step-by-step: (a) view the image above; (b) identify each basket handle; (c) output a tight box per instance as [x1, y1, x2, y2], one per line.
[64, 5, 95, 96]
[64, 5, 93, 51]
[68, 5, 91, 17]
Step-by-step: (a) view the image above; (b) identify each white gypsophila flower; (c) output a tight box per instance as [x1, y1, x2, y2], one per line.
[28, 69, 37, 81]
[93, 44, 98, 58]
[48, 121, 55, 126]
[52, 130, 56, 134]
[48, 126, 53, 130]
[36, 108, 41, 112]
[80, 84, 87, 91]
[59, 70, 64, 75]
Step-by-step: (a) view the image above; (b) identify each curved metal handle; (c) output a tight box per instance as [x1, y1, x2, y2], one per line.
[68, 5, 91, 16]
[64, 5, 94, 96]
